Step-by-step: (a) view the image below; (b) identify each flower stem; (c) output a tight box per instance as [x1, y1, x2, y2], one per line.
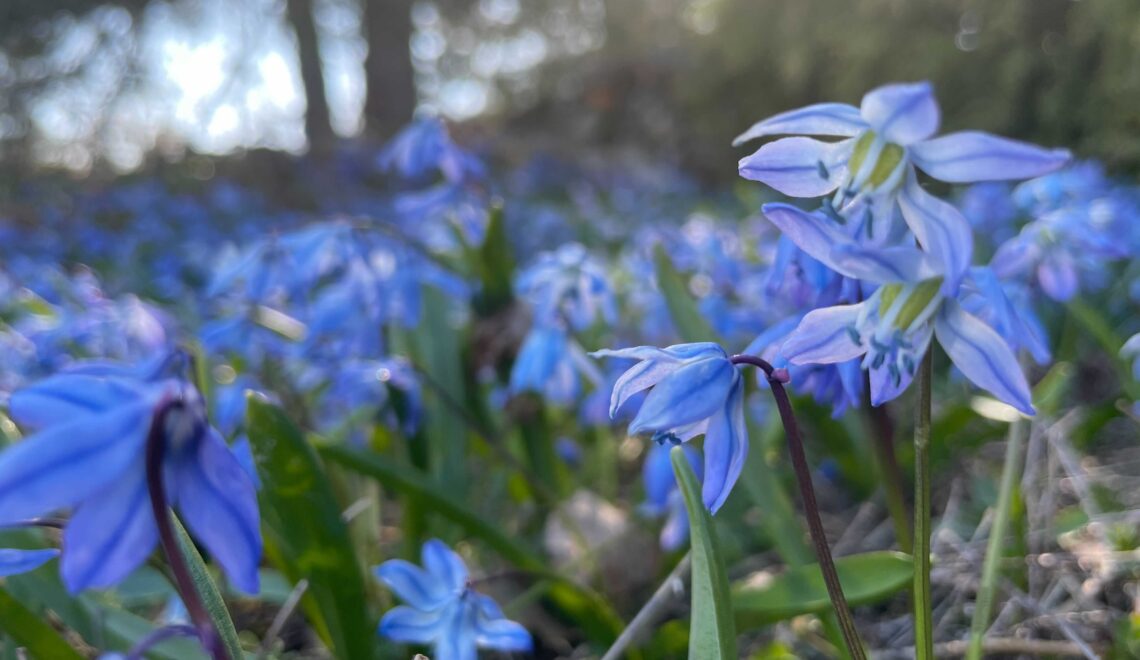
[966, 416, 1027, 660]
[145, 399, 225, 660]
[867, 399, 912, 554]
[912, 349, 934, 659]
[730, 355, 866, 660]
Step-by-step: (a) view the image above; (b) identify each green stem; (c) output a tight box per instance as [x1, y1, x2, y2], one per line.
[912, 349, 934, 659]
[867, 399, 912, 554]
[966, 417, 1028, 660]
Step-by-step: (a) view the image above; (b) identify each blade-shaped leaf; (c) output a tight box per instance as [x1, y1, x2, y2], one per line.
[0, 586, 83, 660]
[246, 396, 372, 660]
[173, 517, 244, 660]
[653, 244, 719, 343]
[733, 551, 913, 628]
[671, 445, 736, 658]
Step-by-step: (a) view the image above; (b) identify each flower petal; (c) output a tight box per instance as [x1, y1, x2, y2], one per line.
[0, 548, 58, 577]
[909, 131, 1070, 182]
[421, 539, 468, 594]
[1037, 254, 1078, 302]
[172, 429, 262, 594]
[472, 593, 533, 651]
[739, 137, 851, 197]
[934, 300, 1035, 415]
[860, 81, 940, 145]
[60, 458, 156, 593]
[8, 375, 145, 430]
[0, 399, 153, 526]
[628, 357, 736, 435]
[899, 177, 974, 295]
[830, 243, 941, 285]
[608, 359, 681, 418]
[374, 560, 450, 610]
[701, 377, 747, 513]
[732, 103, 866, 146]
[378, 605, 446, 644]
[782, 304, 867, 365]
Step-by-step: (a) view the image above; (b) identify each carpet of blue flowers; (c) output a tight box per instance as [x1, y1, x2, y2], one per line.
[0, 81, 1138, 659]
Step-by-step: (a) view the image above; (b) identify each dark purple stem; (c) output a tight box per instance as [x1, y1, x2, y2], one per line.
[729, 354, 866, 659]
[145, 399, 225, 660]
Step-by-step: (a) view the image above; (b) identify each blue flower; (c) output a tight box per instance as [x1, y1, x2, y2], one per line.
[767, 211, 1035, 414]
[515, 243, 616, 331]
[1122, 333, 1140, 383]
[376, 118, 485, 184]
[375, 539, 532, 660]
[737, 81, 1069, 291]
[509, 324, 601, 405]
[0, 548, 59, 576]
[0, 353, 261, 594]
[640, 443, 702, 551]
[591, 343, 746, 513]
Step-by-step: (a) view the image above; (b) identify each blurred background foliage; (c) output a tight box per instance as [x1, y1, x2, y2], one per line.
[0, 0, 1136, 181]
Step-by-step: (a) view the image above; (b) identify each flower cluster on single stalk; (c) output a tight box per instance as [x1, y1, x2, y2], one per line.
[736, 81, 1071, 414]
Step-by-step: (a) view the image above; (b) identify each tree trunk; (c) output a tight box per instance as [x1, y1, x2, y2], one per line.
[287, 0, 335, 152]
[363, 0, 416, 140]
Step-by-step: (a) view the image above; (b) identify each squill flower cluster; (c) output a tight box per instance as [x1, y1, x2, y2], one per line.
[737, 81, 1070, 415]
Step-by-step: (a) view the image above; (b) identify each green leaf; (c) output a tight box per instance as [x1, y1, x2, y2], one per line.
[0, 586, 83, 660]
[471, 203, 515, 314]
[733, 551, 913, 628]
[318, 444, 629, 647]
[671, 446, 736, 658]
[246, 396, 373, 660]
[173, 517, 245, 660]
[653, 244, 719, 343]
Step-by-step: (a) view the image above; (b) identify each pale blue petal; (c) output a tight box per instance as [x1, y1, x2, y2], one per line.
[732, 103, 866, 145]
[0, 548, 58, 577]
[701, 378, 747, 513]
[629, 358, 736, 435]
[899, 177, 974, 295]
[8, 375, 146, 430]
[782, 304, 867, 365]
[374, 560, 450, 610]
[869, 358, 917, 406]
[860, 81, 940, 146]
[0, 399, 153, 526]
[609, 359, 682, 418]
[830, 243, 941, 284]
[432, 603, 477, 660]
[934, 300, 1035, 415]
[378, 605, 446, 644]
[910, 131, 1071, 182]
[472, 593, 532, 651]
[1037, 254, 1078, 302]
[590, 342, 723, 362]
[761, 203, 852, 266]
[172, 429, 262, 594]
[61, 458, 156, 593]
[421, 539, 468, 594]
[641, 444, 676, 510]
[738, 137, 851, 197]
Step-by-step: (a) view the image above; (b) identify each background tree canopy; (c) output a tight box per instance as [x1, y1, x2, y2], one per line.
[0, 0, 1136, 179]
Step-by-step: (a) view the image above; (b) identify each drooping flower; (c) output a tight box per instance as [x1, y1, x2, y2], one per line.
[765, 205, 1035, 414]
[375, 539, 532, 660]
[509, 324, 602, 405]
[736, 81, 1070, 291]
[515, 242, 616, 331]
[0, 352, 261, 594]
[376, 117, 485, 184]
[591, 343, 746, 512]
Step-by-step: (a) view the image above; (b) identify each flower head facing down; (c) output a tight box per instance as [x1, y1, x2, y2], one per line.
[375, 539, 532, 660]
[0, 351, 261, 594]
[592, 343, 746, 513]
